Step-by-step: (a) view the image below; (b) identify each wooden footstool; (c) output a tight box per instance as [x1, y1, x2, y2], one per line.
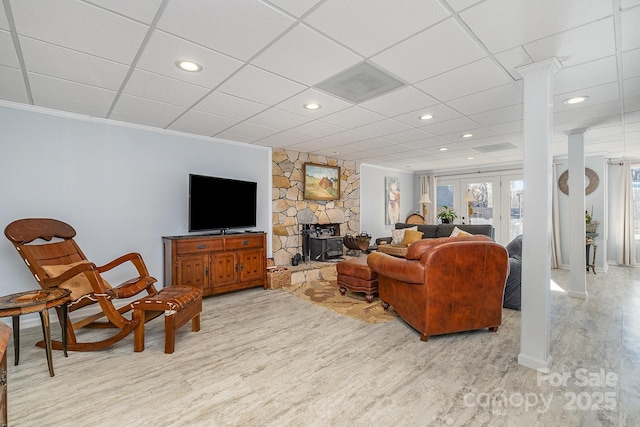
[337, 257, 378, 303]
[132, 285, 203, 354]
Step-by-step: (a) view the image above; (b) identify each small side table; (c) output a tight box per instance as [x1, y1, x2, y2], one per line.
[0, 288, 71, 377]
[586, 232, 599, 275]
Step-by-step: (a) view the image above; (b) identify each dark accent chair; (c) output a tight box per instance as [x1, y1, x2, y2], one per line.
[503, 235, 522, 311]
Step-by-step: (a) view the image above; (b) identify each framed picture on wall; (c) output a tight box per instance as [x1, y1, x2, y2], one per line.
[303, 163, 340, 201]
[385, 176, 400, 225]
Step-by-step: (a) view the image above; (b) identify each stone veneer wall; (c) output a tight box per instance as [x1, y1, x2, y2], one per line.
[272, 148, 360, 266]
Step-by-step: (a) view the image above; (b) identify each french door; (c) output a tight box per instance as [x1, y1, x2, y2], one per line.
[436, 174, 523, 245]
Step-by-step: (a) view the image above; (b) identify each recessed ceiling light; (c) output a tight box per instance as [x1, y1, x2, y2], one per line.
[563, 96, 589, 105]
[176, 60, 202, 72]
[461, 133, 473, 138]
[304, 103, 321, 110]
[466, 156, 474, 160]
[438, 147, 448, 151]
[419, 114, 434, 120]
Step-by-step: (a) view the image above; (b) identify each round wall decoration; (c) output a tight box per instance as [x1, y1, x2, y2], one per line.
[558, 168, 599, 195]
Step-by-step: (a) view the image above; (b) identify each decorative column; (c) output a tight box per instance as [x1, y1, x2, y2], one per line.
[516, 58, 562, 372]
[567, 129, 588, 299]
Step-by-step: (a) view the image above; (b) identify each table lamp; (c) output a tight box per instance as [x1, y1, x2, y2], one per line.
[463, 190, 475, 223]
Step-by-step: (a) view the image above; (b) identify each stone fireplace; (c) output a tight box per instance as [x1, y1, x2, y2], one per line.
[301, 223, 343, 262]
[272, 149, 360, 266]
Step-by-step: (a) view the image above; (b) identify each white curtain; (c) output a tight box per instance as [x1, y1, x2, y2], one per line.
[617, 161, 636, 266]
[420, 175, 437, 224]
[551, 165, 563, 268]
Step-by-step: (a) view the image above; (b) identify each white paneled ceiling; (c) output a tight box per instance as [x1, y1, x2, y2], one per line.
[1, 0, 639, 172]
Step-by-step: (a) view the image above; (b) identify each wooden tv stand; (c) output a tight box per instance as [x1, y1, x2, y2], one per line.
[162, 233, 267, 296]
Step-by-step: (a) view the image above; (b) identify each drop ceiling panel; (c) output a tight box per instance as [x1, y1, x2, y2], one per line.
[215, 121, 281, 142]
[446, 84, 522, 116]
[137, 30, 243, 88]
[123, 69, 210, 108]
[469, 104, 523, 126]
[193, 92, 268, 120]
[554, 82, 620, 111]
[10, 0, 148, 64]
[0, 31, 19, 68]
[85, 0, 163, 24]
[353, 118, 411, 137]
[318, 106, 385, 129]
[381, 128, 433, 144]
[217, 65, 306, 106]
[158, 0, 295, 61]
[421, 116, 481, 135]
[251, 24, 362, 86]
[622, 48, 640, 79]
[266, 0, 323, 18]
[0, 6, 8, 30]
[168, 110, 239, 136]
[494, 47, 533, 80]
[415, 58, 513, 102]
[289, 119, 346, 138]
[393, 104, 462, 127]
[621, 7, 640, 51]
[315, 130, 370, 144]
[371, 18, 486, 83]
[459, 0, 613, 54]
[305, 0, 450, 58]
[0, 65, 25, 94]
[245, 107, 311, 130]
[524, 19, 616, 68]
[625, 76, 640, 97]
[359, 87, 438, 117]
[554, 56, 618, 95]
[110, 94, 185, 128]
[27, 73, 116, 111]
[0, 88, 27, 103]
[19, 37, 129, 90]
[274, 88, 352, 118]
[258, 131, 312, 148]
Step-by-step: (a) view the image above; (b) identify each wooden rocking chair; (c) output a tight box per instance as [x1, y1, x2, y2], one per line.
[4, 218, 159, 352]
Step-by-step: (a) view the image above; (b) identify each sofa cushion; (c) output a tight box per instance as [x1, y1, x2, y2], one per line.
[391, 226, 417, 244]
[401, 230, 424, 245]
[450, 226, 472, 237]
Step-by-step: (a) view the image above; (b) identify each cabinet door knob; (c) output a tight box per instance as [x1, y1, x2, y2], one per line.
[242, 240, 249, 245]
[198, 244, 206, 249]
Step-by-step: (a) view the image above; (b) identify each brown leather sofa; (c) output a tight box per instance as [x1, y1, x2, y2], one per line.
[367, 235, 509, 342]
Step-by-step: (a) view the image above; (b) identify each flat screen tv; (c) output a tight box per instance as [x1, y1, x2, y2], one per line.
[189, 174, 257, 232]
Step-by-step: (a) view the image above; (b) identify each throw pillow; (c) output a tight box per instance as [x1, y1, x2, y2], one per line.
[42, 261, 111, 300]
[450, 226, 472, 237]
[391, 226, 418, 245]
[401, 230, 424, 245]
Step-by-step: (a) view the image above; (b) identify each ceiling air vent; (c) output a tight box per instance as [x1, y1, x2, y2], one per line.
[315, 62, 405, 103]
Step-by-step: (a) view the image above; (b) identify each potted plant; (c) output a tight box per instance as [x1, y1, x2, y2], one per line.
[436, 206, 458, 224]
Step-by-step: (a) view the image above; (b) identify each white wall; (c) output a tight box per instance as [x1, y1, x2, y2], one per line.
[554, 155, 608, 270]
[360, 163, 416, 241]
[0, 104, 272, 301]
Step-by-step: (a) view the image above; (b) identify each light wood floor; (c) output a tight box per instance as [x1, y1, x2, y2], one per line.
[5, 266, 640, 426]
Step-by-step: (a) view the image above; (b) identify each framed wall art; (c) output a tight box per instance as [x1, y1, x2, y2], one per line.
[303, 163, 340, 201]
[385, 176, 400, 225]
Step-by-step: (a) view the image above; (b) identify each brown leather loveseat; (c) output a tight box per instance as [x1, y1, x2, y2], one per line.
[367, 235, 509, 342]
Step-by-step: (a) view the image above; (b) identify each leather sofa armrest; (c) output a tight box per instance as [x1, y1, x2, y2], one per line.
[367, 252, 424, 284]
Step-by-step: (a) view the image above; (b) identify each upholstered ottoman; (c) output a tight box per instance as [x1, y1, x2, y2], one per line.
[337, 257, 378, 303]
[132, 285, 203, 354]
